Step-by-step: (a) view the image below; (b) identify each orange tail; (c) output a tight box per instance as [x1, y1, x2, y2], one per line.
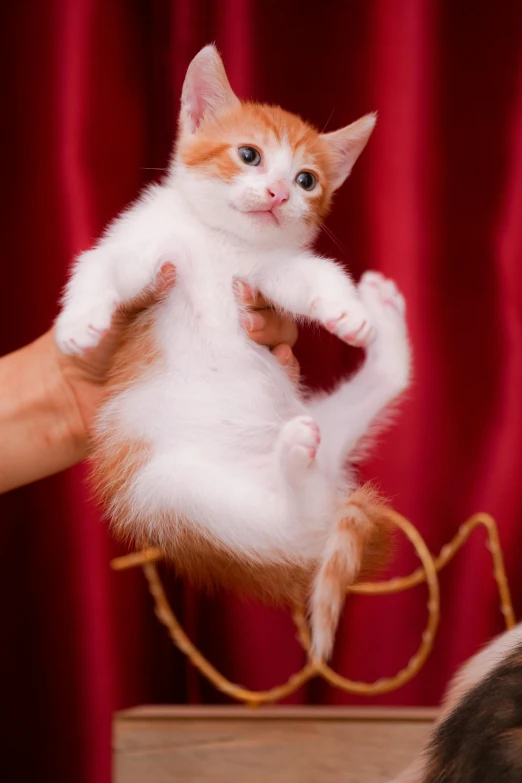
[309, 485, 392, 661]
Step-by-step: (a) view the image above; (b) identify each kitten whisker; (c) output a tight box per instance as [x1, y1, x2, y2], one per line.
[319, 108, 335, 136]
[320, 222, 349, 257]
[307, 109, 336, 157]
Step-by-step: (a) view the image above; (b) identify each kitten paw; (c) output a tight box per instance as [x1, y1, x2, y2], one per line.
[311, 297, 373, 347]
[358, 271, 406, 325]
[279, 416, 321, 473]
[55, 299, 117, 355]
[358, 271, 411, 391]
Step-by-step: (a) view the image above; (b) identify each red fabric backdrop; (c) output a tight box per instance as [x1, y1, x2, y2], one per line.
[2, 1, 522, 781]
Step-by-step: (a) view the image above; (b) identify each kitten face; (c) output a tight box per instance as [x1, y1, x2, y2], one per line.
[173, 45, 376, 249]
[177, 104, 336, 247]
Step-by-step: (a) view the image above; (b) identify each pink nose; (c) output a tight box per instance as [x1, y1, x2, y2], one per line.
[267, 182, 290, 207]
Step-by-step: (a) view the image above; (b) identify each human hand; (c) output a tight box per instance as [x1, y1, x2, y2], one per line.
[55, 264, 300, 440]
[0, 263, 300, 492]
[233, 280, 300, 384]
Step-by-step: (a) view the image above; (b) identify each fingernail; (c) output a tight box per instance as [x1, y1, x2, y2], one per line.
[159, 262, 175, 278]
[278, 345, 291, 363]
[235, 280, 253, 301]
[240, 313, 254, 331]
[249, 312, 265, 331]
[157, 263, 176, 292]
[240, 312, 265, 332]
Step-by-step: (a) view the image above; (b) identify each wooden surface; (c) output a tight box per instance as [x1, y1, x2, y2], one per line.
[114, 706, 436, 783]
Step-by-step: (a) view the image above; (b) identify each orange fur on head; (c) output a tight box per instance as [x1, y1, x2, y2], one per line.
[175, 44, 376, 244]
[178, 101, 361, 224]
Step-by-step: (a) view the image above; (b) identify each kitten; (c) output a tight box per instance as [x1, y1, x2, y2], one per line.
[390, 623, 522, 783]
[55, 45, 411, 660]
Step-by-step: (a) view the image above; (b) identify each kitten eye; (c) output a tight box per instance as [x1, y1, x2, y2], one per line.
[238, 146, 261, 166]
[295, 171, 317, 191]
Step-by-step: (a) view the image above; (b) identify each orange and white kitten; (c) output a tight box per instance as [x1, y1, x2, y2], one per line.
[55, 45, 411, 660]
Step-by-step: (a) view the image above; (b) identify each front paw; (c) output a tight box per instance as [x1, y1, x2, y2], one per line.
[311, 297, 373, 347]
[55, 299, 117, 355]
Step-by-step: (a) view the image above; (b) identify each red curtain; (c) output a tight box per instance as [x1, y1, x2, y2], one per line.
[2, 1, 522, 781]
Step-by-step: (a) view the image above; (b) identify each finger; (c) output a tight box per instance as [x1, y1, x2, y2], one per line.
[124, 263, 177, 315]
[246, 308, 298, 349]
[233, 280, 270, 310]
[154, 262, 177, 296]
[272, 344, 301, 384]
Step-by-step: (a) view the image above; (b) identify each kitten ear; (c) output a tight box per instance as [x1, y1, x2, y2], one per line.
[320, 113, 377, 190]
[180, 45, 240, 134]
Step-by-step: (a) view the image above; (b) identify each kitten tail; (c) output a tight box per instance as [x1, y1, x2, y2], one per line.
[309, 485, 391, 661]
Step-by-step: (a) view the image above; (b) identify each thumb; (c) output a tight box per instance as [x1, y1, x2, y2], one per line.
[272, 344, 300, 385]
[123, 263, 177, 316]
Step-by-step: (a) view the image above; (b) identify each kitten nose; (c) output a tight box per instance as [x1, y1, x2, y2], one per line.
[267, 182, 290, 207]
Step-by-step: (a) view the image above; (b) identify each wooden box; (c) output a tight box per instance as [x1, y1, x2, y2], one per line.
[114, 706, 436, 782]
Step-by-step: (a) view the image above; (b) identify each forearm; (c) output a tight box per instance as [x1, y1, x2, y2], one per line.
[255, 254, 357, 317]
[0, 332, 86, 493]
[255, 254, 370, 347]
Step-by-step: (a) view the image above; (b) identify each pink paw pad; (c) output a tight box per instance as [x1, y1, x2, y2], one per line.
[304, 421, 320, 458]
[326, 315, 346, 332]
[87, 325, 109, 336]
[383, 297, 400, 312]
[281, 416, 322, 470]
[307, 421, 321, 441]
[342, 320, 368, 344]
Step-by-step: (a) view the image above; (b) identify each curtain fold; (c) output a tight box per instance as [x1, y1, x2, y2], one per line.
[1, 1, 521, 780]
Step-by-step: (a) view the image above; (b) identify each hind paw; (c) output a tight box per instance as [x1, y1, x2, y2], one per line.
[358, 272, 406, 321]
[278, 416, 321, 474]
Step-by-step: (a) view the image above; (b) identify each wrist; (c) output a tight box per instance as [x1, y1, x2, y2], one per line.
[37, 331, 89, 461]
[0, 331, 87, 492]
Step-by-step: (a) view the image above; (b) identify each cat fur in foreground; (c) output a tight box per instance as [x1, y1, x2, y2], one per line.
[55, 45, 412, 660]
[389, 622, 522, 783]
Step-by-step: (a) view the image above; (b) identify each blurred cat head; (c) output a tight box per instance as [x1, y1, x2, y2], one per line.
[174, 45, 376, 249]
